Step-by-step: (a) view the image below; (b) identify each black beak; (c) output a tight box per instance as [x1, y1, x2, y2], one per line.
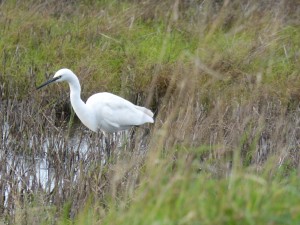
[36, 77, 60, 90]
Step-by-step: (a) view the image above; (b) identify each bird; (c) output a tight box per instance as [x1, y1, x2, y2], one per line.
[37, 68, 154, 133]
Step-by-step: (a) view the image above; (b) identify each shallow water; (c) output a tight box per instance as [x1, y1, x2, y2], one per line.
[0, 99, 147, 217]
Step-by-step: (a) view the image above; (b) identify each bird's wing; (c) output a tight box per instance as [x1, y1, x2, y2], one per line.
[86, 93, 153, 131]
[134, 105, 154, 117]
[102, 103, 146, 126]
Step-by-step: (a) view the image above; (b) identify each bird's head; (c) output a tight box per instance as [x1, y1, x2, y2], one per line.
[37, 68, 76, 90]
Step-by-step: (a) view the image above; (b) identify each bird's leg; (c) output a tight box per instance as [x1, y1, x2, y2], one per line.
[103, 132, 111, 161]
[95, 131, 108, 164]
[129, 127, 136, 151]
[108, 133, 117, 160]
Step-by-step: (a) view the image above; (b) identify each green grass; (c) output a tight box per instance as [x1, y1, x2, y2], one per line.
[0, 1, 199, 97]
[1, 1, 297, 99]
[69, 154, 300, 225]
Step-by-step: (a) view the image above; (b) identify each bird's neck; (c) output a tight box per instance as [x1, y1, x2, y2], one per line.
[68, 78, 97, 132]
[69, 78, 81, 97]
[69, 77, 83, 105]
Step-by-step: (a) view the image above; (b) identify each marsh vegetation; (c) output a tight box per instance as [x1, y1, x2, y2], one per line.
[0, 0, 300, 224]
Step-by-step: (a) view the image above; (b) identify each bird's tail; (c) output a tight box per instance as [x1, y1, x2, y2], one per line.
[135, 106, 154, 118]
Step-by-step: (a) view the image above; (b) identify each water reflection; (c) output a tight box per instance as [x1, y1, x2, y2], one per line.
[0, 117, 144, 216]
[0, 96, 151, 221]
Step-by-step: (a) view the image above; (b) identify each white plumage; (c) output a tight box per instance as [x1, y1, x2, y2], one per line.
[37, 68, 154, 132]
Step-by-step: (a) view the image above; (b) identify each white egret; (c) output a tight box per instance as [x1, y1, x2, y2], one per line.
[37, 68, 154, 133]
